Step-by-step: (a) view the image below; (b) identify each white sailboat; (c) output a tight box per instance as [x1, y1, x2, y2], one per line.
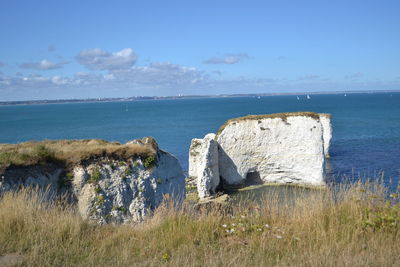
[297, 96, 300, 100]
[307, 94, 311, 99]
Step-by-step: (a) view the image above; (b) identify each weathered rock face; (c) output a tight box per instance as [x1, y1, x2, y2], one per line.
[217, 113, 326, 186]
[188, 112, 332, 198]
[73, 151, 184, 224]
[0, 137, 185, 224]
[188, 133, 219, 199]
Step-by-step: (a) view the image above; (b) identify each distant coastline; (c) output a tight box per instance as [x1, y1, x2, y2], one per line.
[1, 90, 399, 106]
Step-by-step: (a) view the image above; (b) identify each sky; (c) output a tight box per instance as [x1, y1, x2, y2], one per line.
[0, 0, 399, 101]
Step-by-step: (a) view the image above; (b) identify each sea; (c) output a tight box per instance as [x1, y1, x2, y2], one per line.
[1, 93, 399, 189]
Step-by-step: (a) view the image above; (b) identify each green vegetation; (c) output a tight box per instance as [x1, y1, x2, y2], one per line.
[216, 112, 324, 136]
[0, 183, 398, 266]
[57, 172, 74, 189]
[0, 144, 58, 172]
[89, 168, 102, 184]
[143, 155, 156, 169]
[113, 206, 128, 213]
[185, 185, 197, 192]
[109, 162, 116, 170]
[94, 186, 102, 194]
[0, 139, 156, 173]
[124, 167, 131, 176]
[94, 194, 105, 206]
[118, 161, 126, 167]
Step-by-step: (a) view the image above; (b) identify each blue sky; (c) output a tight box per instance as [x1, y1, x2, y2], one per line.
[0, 0, 399, 100]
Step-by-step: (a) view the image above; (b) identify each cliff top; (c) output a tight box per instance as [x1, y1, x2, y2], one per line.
[0, 138, 157, 173]
[216, 112, 326, 136]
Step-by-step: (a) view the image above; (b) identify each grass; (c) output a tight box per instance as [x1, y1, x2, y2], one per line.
[0, 139, 156, 173]
[143, 154, 156, 169]
[88, 168, 102, 184]
[0, 182, 399, 266]
[216, 112, 324, 136]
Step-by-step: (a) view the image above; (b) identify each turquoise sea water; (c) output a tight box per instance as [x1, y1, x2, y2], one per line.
[1, 93, 399, 187]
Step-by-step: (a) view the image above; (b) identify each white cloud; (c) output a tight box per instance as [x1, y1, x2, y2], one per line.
[19, 59, 69, 70]
[103, 73, 115, 80]
[51, 76, 69, 85]
[2, 58, 400, 101]
[111, 62, 206, 86]
[76, 48, 137, 70]
[203, 53, 249, 64]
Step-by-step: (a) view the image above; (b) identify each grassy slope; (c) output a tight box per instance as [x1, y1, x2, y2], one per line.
[0, 139, 156, 173]
[0, 183, 399, 266]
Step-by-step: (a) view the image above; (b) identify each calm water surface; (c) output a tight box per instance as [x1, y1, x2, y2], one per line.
[1, 93, 399, 187]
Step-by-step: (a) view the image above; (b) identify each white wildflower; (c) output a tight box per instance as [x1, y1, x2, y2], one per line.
[275, 235, 282, 239]
[222, 224, 227, 228]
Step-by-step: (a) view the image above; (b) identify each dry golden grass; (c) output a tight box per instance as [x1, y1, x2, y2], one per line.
[0, 183, 399, 266]
[0, 139, 156, 172]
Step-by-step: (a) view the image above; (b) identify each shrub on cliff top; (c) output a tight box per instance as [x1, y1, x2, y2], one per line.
[143, 155, 156, 169]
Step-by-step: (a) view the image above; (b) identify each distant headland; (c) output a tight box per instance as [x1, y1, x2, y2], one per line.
[0, 90, 399, 106]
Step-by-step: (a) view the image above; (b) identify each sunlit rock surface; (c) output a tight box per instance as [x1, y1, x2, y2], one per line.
[189, 133, 220, 199]
[189, 112, 332, 199]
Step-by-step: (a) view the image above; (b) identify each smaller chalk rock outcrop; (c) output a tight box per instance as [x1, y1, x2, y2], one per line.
[0, 137, 185, 224]
[189, 133, 220, 199]
[189, 112, 332, 199]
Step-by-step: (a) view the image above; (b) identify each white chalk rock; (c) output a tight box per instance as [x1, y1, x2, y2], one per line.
[216, 112, 326, 186]
[319, 114, 332, 158]
[0, 137, 186, 225]
[73, 147, 185, 224]
[189, 133, 220, 199]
